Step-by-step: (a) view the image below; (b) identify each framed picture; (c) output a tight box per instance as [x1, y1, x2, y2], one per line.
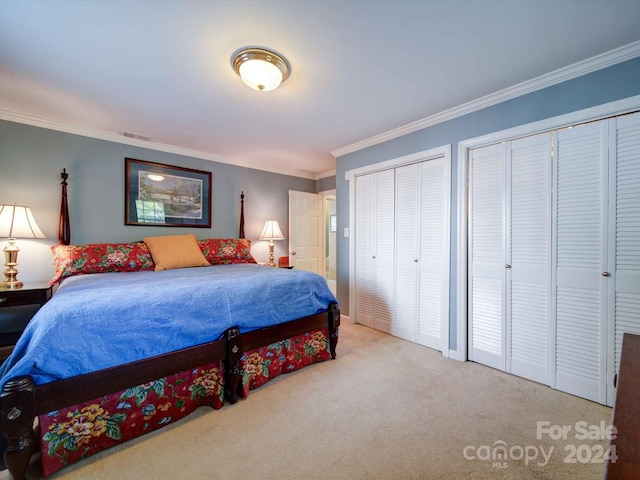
[125, 158, 212, 227]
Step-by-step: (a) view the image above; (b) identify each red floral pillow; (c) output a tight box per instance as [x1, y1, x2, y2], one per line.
[197, 238, 257, 265]
[50, 242, 155, 285]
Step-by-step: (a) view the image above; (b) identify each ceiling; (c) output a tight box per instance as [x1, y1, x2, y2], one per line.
[1, 1, 639, 179]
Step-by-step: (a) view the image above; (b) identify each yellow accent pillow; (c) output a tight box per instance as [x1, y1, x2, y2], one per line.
[144, 234, 211, 271]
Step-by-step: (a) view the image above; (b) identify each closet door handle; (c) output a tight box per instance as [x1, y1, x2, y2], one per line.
[414, 259, 418, 263]
[291, 251, 296, 256]
[505, 264, 512, 269]
[602, 272, 611, 277]
[372, 255, 376, 259]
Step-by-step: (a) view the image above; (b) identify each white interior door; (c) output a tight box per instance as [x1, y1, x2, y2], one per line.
[289, 190, 322, 275]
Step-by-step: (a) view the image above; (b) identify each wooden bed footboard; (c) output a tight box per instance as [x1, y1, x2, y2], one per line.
[0, 303, 339, 479]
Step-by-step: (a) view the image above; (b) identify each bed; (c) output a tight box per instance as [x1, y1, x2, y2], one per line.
[0, 173, 340, 479]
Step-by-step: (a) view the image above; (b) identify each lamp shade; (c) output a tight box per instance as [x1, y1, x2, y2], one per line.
[0, 204, 45, 239]
[259, 220, 284, 241]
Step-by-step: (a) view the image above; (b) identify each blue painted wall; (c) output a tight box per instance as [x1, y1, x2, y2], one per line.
[0, 121, 316, 331]
[336, 57, 640, 351]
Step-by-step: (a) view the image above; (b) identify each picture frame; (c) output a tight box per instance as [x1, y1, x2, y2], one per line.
[125, 158, 212, 227]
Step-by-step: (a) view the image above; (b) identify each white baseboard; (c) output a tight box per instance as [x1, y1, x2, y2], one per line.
[449, 349, 466, 362]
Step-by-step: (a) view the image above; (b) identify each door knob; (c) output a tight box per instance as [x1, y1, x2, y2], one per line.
[505, 264, 512, 269]
[291, 251, 296, 256]
[602, 272, 611, 277]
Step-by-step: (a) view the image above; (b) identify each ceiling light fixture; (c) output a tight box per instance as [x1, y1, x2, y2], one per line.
[231, 47, 290, 92]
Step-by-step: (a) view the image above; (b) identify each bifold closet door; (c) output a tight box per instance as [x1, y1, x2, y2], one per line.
[394, 164, 419, 342]
[394, 158, 448, 350]
[469, 133, 551, 381]
[609, 112, 640, 405]
[507, 134, 552, 384]
[554, 121, 608, 404]
[354, 170, 395, 332]
[469, 143, 506, 371]
[355, 173, 375, 328]
[417, 158, 447, 352]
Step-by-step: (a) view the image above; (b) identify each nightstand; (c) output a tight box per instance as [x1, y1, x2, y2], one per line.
[0, 283, 53, 361]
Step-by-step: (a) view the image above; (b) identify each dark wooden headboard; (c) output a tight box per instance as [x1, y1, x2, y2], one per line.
[57, 170, 246, 243]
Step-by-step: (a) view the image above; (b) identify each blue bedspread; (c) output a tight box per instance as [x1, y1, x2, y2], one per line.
[0, 264, 337, 388]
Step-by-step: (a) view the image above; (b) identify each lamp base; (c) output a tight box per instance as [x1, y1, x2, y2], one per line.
[0, 279, 23, 290]
[267, 242, 276, 267]
[2, 240, 23, 289]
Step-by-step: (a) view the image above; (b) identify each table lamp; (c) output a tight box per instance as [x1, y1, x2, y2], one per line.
[259, 220, 284, 267]
[0, 204, 46, 289]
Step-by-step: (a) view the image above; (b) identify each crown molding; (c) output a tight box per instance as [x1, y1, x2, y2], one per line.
[315, 169, 336, 180]
[0, 109, 318, 180]
[332, 40, 640, 158]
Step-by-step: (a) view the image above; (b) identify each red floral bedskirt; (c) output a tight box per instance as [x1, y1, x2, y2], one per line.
[38, 327, 332, 476]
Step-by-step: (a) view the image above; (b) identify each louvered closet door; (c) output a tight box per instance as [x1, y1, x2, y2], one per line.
[507, 134, 552, 384]
[469, 143, 506, 370]
[418, 158, 447, 352]
[554, 121, 609, 404]
[372, 169, 396, 334]
[394, 163, 419, 342]
[355, 174, 375, 328]
[609, 112, 640, 405]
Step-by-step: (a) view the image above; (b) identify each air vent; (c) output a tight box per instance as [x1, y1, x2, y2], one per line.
[122, 131, 151, 141]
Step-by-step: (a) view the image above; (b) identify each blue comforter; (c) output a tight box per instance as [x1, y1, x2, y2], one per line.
[0, 264, 337, 388]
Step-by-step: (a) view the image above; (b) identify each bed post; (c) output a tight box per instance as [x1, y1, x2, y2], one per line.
[239, 191, 245, 239]
[329, 303, 340, 359]
[0, 376, 35, 480]
[225, 327, 244, 404]
[59, 168, 71, 246]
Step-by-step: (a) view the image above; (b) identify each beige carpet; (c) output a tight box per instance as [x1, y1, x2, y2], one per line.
[5, 322, 613, 479]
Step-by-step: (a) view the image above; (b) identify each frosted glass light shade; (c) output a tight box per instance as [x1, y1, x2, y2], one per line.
[232, 47, 290, 92]
[239, 59, 283, 92]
